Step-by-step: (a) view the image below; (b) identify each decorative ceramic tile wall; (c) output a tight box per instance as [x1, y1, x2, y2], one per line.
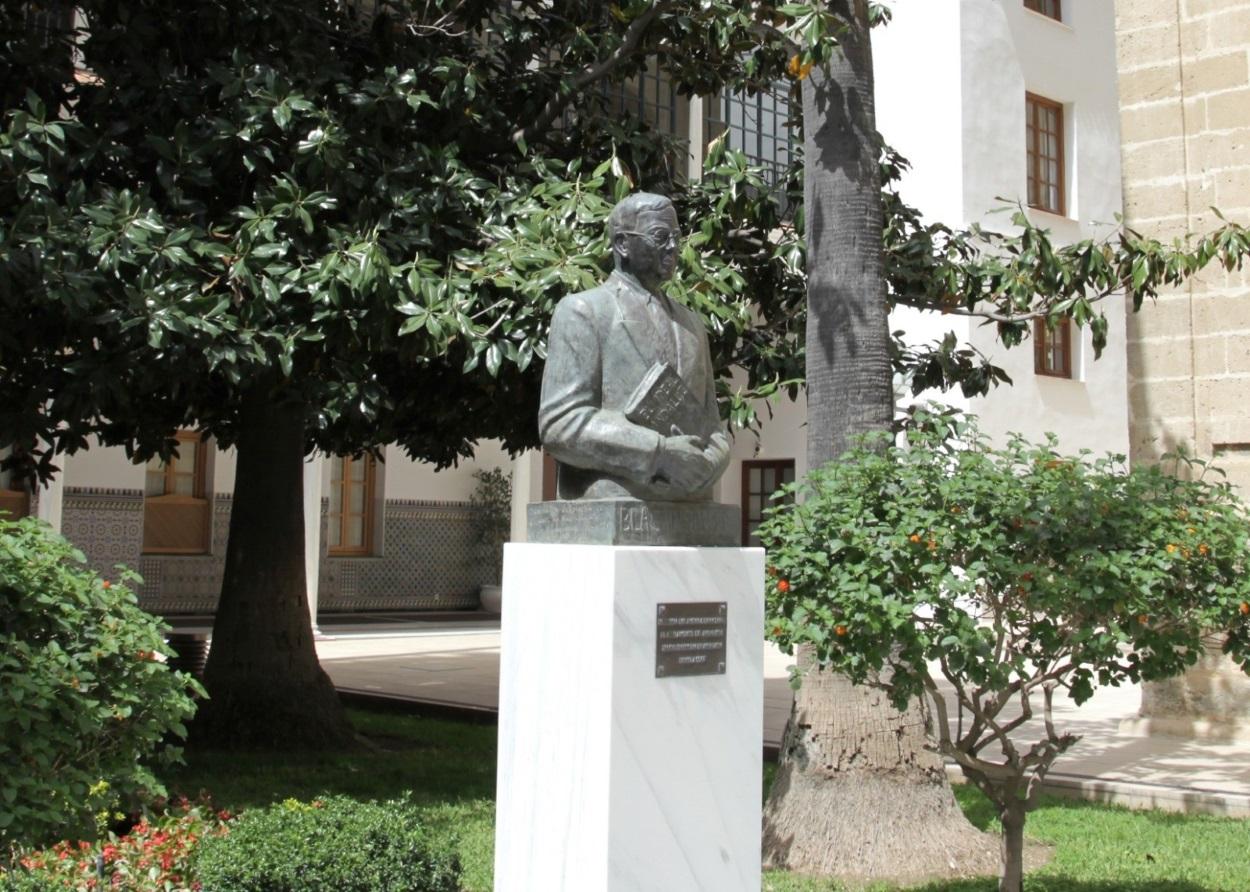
[319, 499, 486, 612]
[61, 488, 486, 614]
[137, 498, 232, 615]
[61, 487, 144, 581]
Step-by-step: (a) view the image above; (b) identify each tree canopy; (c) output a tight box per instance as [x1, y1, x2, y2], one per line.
[4, 1, 1248, 477]
[0, 0, 815, 480]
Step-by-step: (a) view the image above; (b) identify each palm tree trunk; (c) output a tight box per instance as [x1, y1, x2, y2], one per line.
[191, 387, 354, 749]
[762, 1, 996, 881]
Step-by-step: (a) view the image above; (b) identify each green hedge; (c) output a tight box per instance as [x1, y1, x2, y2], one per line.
[193, 796, 461, 891]
[0, 517, 202, 851]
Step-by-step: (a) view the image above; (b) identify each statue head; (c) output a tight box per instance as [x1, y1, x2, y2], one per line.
[609, 192, 680, 291]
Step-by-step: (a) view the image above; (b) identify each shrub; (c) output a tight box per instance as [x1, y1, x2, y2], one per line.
[192, 796, 461, 892]
[762, 417, 1250, 892]
[0, 518, 203, 852]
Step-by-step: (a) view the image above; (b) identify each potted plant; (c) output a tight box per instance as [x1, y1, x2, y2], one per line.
[470, 467, 511, 613]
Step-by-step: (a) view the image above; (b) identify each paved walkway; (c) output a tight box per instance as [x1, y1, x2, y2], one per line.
[309, 616, 1250, 817]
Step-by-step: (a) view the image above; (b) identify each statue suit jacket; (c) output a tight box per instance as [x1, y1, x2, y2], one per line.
[539, 270, 722, 501]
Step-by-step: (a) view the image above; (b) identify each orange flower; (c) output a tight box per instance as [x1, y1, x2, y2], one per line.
[1198, 543, 1210, 556]
[908, 534, 922, 544]
[1240, 602, 1249, 616]
[835, 624, 848, 637]
[1138, 614, 1149, 625]
[776, 579, 790, 593]
[1166, 544, 1177, 554]
[787, 54, 813, 80]
[102, 580, 111, 589]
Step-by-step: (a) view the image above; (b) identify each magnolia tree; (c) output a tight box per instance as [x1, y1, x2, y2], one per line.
[0, 0, 818, 747]
[761, 416, 1250, 892]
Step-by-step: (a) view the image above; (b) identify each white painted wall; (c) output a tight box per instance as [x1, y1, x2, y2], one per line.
[870, 0, 1128, 457]
[382, 440, 512, 503]
[873, 0, 968, 227]
[213, 446, 236, 496]
[720, 392, 808, 511]
[62, 443, 145, 490]
[963, 0, 1129, 455]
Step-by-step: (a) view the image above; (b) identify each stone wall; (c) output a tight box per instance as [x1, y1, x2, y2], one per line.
[1116, 0, 1250, 737]
[1116, 0, 1250, 484]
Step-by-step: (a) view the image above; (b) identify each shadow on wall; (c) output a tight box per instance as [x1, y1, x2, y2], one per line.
[1124, 300, 1196, 469]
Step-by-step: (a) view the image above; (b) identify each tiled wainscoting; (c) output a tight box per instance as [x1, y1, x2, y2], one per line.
[61, 488, 485, 614]
[61, 487, 144, 581]
[319, 499, 486, 612]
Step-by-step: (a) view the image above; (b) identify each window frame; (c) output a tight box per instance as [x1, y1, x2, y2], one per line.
[1025, 92, 1066, 217]
[142, 430, 212, 555]
[1023, 0, 1062, 22]
[740, 459, 796, 547]
[1034, 317, 1074, 379]
[705, 81, 796, 200]
[327, 453, 377, 557]
[0, 447, 30, 519]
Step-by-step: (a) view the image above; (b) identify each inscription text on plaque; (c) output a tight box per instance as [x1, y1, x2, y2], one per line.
[655, 602, 728, 678]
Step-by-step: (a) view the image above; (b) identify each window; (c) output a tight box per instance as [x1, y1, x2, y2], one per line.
[741, 459, 796, 547]
[706, 83, 795, 192]
[1024, 0, 1061, 21]
[1026, 93, 1065, 216]
[143, 431, 211, 554]
[23, 2, 74, 47]
[606, 57, 682, 136]
[328, 454, 376, 555]
[1034, 317, 1073, 379]
[0, 447, 30, 519]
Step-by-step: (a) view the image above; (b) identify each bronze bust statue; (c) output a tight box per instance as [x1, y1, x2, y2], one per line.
[538, 193, 731, 502]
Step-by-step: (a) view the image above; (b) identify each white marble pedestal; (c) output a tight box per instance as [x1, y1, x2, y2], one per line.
[494, 543, 765, 892]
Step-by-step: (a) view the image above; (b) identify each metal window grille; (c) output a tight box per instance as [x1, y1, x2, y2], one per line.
[704, 83, 795, 190]
[22, 1, 74, 48]
[605, 56, 679, 136]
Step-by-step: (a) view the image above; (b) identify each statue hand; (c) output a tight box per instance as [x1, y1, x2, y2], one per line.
[655, 434, 716, 492]
[698, 431, 731, 488]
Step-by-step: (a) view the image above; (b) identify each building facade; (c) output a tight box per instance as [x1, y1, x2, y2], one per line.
[6, 0, 1130, 618]
[1116, 0, 1250, 485]
[874, 0, 1128, 452]
[1115, 0, 1250, 737]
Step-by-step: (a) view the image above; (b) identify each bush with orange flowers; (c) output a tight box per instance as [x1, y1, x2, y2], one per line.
[761, 414, 1250, 892]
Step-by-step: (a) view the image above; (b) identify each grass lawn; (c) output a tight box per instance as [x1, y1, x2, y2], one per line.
[167, 707, 1250, 892]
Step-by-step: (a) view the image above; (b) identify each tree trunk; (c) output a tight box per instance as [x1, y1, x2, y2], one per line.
[190, 388, 355, 749]
[800, 3, 894, 462]
[763, 0, 996, 880]
[998, 800, 1027, 892]
[764, 655, 999, 883]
